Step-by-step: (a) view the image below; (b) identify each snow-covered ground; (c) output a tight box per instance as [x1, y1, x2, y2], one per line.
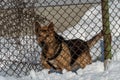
[0, 58, 120, 80]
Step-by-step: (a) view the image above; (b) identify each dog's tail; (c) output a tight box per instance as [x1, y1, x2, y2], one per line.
[87, 30, 103, 48]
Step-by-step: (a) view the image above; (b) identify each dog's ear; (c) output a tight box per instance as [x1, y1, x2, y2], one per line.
[48, 22, 54, 31]
[35, 22, 41, 28]
[35, 22, 40, 33]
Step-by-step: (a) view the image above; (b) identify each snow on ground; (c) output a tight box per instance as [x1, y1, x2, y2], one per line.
[0, 59, 120, 80]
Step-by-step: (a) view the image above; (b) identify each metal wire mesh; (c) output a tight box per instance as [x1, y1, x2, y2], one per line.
[0, 0, 120, 77]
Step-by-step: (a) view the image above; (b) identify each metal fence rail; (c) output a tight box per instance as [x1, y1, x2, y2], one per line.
[0, 0, 120, 77]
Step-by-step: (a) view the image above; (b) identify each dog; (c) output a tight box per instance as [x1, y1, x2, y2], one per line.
[35, 21, 103, 72]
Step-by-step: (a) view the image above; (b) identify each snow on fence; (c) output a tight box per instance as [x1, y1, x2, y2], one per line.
[0, 0, 120, 77]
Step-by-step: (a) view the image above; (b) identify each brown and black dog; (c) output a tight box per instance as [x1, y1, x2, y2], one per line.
[35, 21, 103, 72]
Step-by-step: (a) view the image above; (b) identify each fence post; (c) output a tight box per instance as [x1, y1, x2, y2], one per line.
[101, 0, 112, 70]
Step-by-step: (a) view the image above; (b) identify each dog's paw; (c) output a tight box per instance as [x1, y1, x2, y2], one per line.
[48, 68, 62, 74]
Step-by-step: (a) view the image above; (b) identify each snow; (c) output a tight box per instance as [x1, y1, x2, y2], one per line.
[0, 36, 42, 76]
[0, 36, 41, 62]
[0, 59, 120, 80]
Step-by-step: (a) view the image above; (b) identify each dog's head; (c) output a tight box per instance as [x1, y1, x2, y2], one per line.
[35, 22, 55, 45]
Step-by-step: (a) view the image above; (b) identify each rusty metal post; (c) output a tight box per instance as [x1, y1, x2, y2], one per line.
[101, 0, 112, 70]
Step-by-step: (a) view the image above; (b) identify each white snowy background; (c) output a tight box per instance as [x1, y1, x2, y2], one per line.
[0, 0, 120, 80]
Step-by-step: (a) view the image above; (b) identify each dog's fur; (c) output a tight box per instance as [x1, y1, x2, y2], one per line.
[35, 22, 103, 72]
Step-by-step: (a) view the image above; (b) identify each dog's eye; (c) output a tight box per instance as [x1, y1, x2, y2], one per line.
[42, 30, 47, 32]
[39, 30, 47, 32]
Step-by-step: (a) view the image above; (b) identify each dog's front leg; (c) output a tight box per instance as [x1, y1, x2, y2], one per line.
[40, 56, 51, 69]
[41, 60, 51, 69]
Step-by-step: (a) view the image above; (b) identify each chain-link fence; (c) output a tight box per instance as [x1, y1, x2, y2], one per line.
[0, 0, 120, 77]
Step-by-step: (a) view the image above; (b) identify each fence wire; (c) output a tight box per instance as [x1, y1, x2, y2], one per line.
[0, 0, 120, 77]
